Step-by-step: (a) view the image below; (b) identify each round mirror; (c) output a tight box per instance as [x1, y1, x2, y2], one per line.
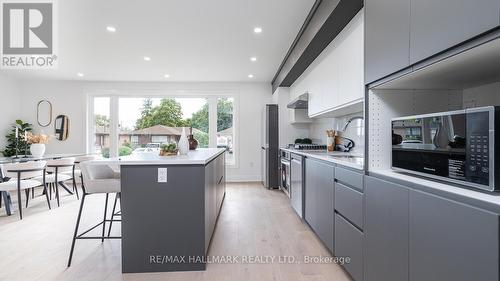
[54, 115, 69, 141]
[37, 100, 52, 127]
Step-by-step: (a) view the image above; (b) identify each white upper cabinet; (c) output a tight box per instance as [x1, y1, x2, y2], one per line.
[290, 9, 364, 118]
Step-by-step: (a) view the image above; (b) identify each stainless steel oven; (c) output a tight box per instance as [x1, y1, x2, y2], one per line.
[280, 150, 291, 197]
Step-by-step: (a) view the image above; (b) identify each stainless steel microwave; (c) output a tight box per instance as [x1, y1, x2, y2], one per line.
[391, 106, 499, 192]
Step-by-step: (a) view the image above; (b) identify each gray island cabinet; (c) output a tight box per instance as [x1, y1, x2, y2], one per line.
[117, 148, 226, 273]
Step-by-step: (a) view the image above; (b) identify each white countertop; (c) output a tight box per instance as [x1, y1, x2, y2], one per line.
[94, 148, 226, 165]
[281, 148, 364, 170]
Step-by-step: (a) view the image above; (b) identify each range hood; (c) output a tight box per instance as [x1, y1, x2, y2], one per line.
[287, 93, 309, 109]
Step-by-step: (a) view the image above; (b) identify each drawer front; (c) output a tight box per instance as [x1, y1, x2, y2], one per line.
[335, 213, 364, 281]
[335, 182, 364, 229]
[335, 166, 363, 191]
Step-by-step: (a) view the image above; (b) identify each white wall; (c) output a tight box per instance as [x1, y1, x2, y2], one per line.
[18, 80, 272, 182]
[307, 113, 364, 154]
[463, 82, 500, 107]
[0, 75, 21, 153]
[271, 87, 310, 147]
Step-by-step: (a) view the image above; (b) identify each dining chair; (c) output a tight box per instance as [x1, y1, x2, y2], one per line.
[36, 158, 76, 207]
[67, 162, 121, 267]
[0, 161, 50, 219]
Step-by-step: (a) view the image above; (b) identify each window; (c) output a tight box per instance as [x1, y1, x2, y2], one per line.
[217, 97, 235, 165]
[89, 95, 235, 165]
[92, 97, 111, 158]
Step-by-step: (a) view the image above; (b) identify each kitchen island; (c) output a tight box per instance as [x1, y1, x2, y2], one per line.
[102, 148, 226, 273]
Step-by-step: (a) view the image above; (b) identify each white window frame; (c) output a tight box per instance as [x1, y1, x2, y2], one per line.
[86, 90, 239, 168]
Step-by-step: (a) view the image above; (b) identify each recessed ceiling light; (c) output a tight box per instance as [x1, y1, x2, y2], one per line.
[250, 57, 257, 62]
[106, 26, 116, 33]
[77, 73, 84, 77]
[143, 56, 151, 61]
[248, 74, 254, 78]
[164, 74, 170, 78]
[253, 27, 262, 33]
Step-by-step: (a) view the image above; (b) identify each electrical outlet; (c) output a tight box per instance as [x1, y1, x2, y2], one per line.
[158, 168, 168, 183]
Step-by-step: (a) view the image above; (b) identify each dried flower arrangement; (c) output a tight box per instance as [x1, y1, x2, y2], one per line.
[26, 132, 51, 144]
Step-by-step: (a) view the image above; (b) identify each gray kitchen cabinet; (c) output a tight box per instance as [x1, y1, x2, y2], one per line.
[364, 0, 410, 84]
[410, 0, 500, 64]
[335, 214, 364, 281]
[204, 153, 226, 253]
[304, 158, 335, 253]
[365, 176, 409, 281]
[409, 189, 499, 281]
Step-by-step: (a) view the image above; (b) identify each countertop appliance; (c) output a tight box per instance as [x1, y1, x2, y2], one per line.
[293, 144, 327, 150]
[280, 149, 291, 197]
[392, 106, 499, 192]
[262, 104, 279, 189]
[290, 153, 304, 218]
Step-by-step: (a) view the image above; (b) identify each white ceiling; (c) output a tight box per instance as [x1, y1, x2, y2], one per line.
[1, 0, 315, 82]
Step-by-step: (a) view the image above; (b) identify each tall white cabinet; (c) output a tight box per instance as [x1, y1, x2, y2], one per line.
[290, 9, 364, 118]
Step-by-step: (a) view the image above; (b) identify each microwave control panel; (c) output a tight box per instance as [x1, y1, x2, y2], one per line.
[466, 111, 490, 186]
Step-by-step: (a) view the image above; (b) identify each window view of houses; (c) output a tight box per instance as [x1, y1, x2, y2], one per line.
[93, 97, 235, 165]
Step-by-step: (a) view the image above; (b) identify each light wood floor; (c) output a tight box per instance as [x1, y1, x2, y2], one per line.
[0, 182, 352, 281]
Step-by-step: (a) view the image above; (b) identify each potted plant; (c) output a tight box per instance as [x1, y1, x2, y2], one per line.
[1, 120, 32, 157]
[159, 143, 178, 156]
[26, 132, 51, 158]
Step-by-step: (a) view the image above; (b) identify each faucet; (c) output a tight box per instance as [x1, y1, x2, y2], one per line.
[342, 116, 364, 132]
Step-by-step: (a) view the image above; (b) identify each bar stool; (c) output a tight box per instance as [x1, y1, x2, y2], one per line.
[0, 161, 50, 219]
[67, 162, 121, 267]
[64, 155, 99, 195]
[35, 158, 76, 206]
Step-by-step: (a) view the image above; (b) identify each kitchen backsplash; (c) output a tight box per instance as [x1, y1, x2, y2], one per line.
[308, 112, 364, 154]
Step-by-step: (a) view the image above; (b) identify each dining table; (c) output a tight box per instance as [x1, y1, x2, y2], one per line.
[0, 153, 87, 216]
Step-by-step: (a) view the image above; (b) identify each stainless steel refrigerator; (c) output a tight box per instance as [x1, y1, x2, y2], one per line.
[261, 104, 279, 189]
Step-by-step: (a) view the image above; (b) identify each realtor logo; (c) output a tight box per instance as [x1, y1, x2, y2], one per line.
[1, 0, 57, 68]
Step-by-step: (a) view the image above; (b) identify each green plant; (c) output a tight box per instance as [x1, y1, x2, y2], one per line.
[160, 143, 177, 153]
[101, 147, 110, 158]
[119, 146, 133, 156]
[1, 120, 32, 157]
[100, 146, 132, 158]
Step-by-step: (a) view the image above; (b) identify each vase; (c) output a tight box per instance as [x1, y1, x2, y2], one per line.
[432, 118, 450, 149]
[188, 127, 198, 150]
[30, 143, 46, 158]
[178, 128, 189, 155]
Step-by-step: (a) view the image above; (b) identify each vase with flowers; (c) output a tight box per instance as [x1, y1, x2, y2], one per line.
[27, 132, 51, 158]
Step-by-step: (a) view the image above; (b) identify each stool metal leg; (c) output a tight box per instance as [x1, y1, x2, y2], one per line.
[25, 189, 30, 208]
[73, 177, 79, 200]
[101, 193, 109, 243]
[68, 193, 86, 267]
[107, 193, 119, 237]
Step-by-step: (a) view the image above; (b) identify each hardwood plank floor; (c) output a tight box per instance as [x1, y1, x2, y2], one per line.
[0, 182, 352, 281]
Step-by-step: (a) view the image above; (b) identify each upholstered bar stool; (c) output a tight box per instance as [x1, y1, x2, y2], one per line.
[67, 162, 121, 267]
[0, 161, 50, 219]
[65, 155, 99, 195]
[36, 158, 76, 206]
